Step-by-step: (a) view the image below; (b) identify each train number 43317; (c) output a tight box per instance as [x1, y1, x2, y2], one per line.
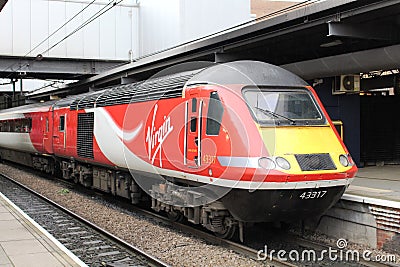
[299, 190, 327, 200]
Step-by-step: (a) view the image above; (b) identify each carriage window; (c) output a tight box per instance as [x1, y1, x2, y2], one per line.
[59, 116, 65, 132]
[206, 92, 224, 135]
[0, 118, 32, 133]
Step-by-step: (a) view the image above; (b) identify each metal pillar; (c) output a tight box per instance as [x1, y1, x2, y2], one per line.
[12, 79, 16, 99]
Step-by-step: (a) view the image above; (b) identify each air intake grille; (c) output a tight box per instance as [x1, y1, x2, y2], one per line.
[295, 153, 336, 171]
[77, 112, 94, 159]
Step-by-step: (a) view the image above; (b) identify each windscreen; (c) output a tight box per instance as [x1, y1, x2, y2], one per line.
[243, 88, 326, 126]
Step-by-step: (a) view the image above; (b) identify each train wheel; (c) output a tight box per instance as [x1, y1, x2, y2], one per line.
[213, 217, 237, 239]
[167, 210, 185, 222]
[215, 224, 237, 239]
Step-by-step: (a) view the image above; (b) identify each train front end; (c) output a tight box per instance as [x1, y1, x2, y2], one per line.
[205, 61, 358, 223]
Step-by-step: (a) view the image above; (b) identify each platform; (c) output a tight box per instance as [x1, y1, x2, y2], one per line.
[0, 193, 85, 267]
[315, 165, 400, 249]
[343, 165, 400, 208]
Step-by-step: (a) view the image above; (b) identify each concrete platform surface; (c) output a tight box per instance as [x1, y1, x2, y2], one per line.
[343, 165, 400, 208]
[0, 193, 85, 267]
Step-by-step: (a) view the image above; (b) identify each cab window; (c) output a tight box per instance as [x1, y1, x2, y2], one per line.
[206, 92, 224, 135]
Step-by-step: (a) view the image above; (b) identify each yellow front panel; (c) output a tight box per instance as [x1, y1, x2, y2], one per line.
[260, 125, 349, 174]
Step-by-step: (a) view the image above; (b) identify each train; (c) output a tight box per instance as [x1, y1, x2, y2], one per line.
[0, 61, 357, 240]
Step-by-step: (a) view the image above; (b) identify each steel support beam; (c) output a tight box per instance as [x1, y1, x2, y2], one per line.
[0, 0, 7, 12]
[328, 22, 394, 40]
[0, 56, 128, 80]
[214, 52, 243, 63]
[281, 44, 400, 80]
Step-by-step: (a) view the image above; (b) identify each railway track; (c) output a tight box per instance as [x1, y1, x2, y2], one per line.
[52, 178, 295, 266]
[98, 191, 396, 267]
[115, 203, 394, 267]
[0, 173, 168, 267]
[122, 204, 296, 267]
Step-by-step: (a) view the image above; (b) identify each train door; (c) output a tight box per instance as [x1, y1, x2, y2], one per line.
[42, 114, 51, 153]
[53, 111, 67, 154]
[185, 97, 203, 168]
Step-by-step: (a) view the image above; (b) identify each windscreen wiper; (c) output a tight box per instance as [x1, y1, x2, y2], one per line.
[254, 107, 296, 124]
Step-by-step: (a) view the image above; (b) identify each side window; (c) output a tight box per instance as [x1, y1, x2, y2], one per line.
[190, 117, 197, 132]
[0, 119, 30, 132]
[192, 98, 197, 112]
[206, 92, 224, 135]
[59, 116, 65, 132]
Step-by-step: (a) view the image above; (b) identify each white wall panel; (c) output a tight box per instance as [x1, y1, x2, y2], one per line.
[0, 0, 138, 60]
[139, 0, 181, 56]
[48, 1, 67, 57]
[30, 0, 49, 57]
[99, 7, 116, 59]
[116, 6, 133, 60]
[12, 0, 31, 55]
[0, 0, 249, 60]
[181, 0, 250, 43]
[0, 1, 13, 55]
[82, 4, 100, 59]
[139, 0, 251, 57]
[65, 2, 84, 57]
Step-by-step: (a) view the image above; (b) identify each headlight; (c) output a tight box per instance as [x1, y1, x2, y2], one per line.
[258, 157, 275, 170]
[339, 154, 349, 167]
[276, 157, 291, 170]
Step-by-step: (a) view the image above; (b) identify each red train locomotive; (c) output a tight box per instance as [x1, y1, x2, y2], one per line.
[0, 61, 357, 239]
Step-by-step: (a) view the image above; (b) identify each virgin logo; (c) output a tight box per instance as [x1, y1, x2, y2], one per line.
[145, 104, 173, 167]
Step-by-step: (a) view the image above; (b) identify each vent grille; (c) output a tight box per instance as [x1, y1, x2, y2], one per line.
[77, 112, 94, 159]
[70, 70, 202, 110]
[295, 153, 336, 171]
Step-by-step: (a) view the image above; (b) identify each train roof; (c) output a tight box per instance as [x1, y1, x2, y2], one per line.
[0, 100, 57, 116]
[186, 61, 308, 89]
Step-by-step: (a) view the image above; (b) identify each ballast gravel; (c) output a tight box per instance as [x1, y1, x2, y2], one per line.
[0, 163, 264, 267]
